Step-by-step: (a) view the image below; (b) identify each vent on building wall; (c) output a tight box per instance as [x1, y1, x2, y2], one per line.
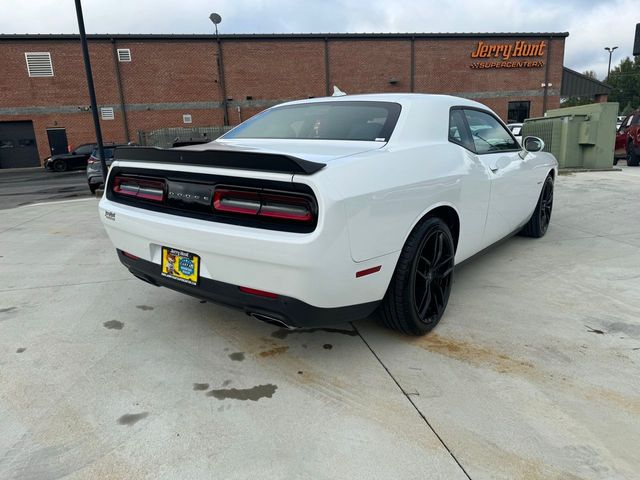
[25, 52, 53, 77]
[101, 107, 115, 120]
[117, 48, 131, 62]
[182, 114, 193, 124]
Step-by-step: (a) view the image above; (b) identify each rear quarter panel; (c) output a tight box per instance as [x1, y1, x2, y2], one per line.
[308, 141, 491, 263]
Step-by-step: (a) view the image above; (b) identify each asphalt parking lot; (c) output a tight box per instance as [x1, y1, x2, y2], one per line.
[1, 167, 639, 479]
[0, 168, 91, 210]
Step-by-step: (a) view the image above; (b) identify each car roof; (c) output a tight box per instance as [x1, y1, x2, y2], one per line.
[276, 92, 488, 110]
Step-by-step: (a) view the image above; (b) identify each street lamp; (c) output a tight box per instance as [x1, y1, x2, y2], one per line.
[210, 13, 229, 126]
[605, 46, 618, 81]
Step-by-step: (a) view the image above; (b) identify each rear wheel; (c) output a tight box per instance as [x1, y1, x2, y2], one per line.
[628, 142, 639, 166]
[89, 184, 98, 194]
[53, 159, 67, 172]
[520, 175, 553, 238]
[380, 217, 455, 336]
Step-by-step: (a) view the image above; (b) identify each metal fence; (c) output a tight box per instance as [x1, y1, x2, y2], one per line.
[137, 126, 233, 148]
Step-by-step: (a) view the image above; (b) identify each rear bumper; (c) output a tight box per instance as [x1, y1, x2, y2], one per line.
[118, 250, 379, 327]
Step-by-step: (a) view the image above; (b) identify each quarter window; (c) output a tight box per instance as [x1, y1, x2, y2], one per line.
[463, 109, 519, 154]
[448, 109, 474, 151]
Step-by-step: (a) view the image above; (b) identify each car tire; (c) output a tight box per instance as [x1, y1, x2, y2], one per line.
[53, 159, 67, 172]
[520, 174, 554, 238]
[89, 184, 98, 194]
[380, 216, 455, 336]
[613, 157, 618, 166]
[627, 143, 639, 166]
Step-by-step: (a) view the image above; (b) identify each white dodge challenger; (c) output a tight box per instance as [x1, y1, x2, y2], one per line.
[99, 94, 557, 335]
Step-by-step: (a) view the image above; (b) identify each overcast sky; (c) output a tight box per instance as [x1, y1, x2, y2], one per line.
[2, 0, 637, 79]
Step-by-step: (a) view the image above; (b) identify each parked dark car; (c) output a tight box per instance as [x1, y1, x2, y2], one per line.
[45, 143, 96, 172]
[86, 145, 129, 193]
[615, 110, 640, 166]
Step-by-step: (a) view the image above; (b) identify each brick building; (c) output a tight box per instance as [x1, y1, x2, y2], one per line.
[0, 32, 571, 168]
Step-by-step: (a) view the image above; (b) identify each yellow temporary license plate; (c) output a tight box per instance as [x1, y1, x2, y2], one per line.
[161, 247, 199, 286]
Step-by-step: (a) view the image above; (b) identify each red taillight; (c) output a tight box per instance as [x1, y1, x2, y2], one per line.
[239, 286, 279, 299]
[213, 187, 314, 223]
[88, 156, 98, 164]
[113, 176, 165, 202]
[122, 251, 140, 260]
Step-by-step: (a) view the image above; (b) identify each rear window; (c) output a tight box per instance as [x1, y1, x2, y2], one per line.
[222, 101, 402, 142]
[91, 147, 115, 159]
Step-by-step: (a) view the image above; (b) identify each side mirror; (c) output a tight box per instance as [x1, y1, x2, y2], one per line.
[523, 136, 544, 153]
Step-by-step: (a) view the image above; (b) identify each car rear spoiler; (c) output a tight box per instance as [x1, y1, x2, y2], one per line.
[113, 146, 326, 175]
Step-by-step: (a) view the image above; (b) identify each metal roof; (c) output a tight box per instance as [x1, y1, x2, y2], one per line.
[561, 67, 612, 97]
[0, 32, 569, 41]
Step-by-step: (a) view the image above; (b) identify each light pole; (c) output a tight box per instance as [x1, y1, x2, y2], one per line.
[210, 13, 229, 126]
[605, 46, 618, 81]
[74, 0, 107, 182]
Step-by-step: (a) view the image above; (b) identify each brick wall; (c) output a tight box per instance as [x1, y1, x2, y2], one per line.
[0, 34, 566, 165]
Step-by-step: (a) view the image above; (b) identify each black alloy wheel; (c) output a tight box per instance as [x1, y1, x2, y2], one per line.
[380, 216, 455, 335]
[412, 228, 455, 325]
[539, 177, 554, 235]
[520, 174, 554, 238]
[53, 159, 67, 172]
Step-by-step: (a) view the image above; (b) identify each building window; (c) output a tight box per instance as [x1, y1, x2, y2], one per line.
[507, 101, 530, 123]
[117, 49, 131, 62]
[25, 52, 54, 77]
[182, 114, 193, 124]
[101, 107, 115, 120]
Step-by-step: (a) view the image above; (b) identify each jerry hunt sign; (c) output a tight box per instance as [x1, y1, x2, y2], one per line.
[470, 40, 546, 69]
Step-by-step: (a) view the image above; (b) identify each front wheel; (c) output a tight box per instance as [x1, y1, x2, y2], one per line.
[627, 144, 639, 166]
[53, 159, 67, 172]
[380, 217, 455, 336]
[520, 174, 554, 238]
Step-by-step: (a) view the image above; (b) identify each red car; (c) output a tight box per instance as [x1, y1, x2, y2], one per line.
[615, 111, 640, 166]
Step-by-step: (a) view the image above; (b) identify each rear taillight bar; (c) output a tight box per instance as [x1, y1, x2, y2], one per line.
[213, 187, 315, 223]
[113, 176, 165, 202]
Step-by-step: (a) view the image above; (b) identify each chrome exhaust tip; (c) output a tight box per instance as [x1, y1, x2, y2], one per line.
[248, 312, 295, 330]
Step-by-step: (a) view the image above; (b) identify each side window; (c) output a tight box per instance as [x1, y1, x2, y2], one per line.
[463, 109, 519, 154]
[75, 144, 94, 155]
[631, 114, 640, 126]
[448, 108, 473, 151]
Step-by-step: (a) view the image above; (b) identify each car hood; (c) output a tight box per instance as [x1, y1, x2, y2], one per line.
[181, 138, 386, 164]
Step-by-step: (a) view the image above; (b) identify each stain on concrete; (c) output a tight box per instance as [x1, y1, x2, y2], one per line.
[605, 322, 640, 337]
[117, 412, 149, 426]
[103, 320, 124, 330]
[259, 346, 289, 357]
[193, 383, 209, 391]
[136, 305, 154, 311]
[228, 352, 245, 361]
[16, 347, 26, 353]
[323, 344, 333, 350]
[415, 334, 534, 374]
[207, 384, 277, 401]
[272, 327, 358, 339]
[199, 300, 207, 304]
[0, 307, 17, 314]
[222, 379, 232, 387]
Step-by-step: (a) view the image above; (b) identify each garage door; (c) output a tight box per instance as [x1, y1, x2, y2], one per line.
[0, 121, 41, 169]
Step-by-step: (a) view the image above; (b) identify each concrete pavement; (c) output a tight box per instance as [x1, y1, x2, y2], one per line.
[1, 168, 639, 479]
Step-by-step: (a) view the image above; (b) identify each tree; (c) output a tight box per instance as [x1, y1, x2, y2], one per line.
[608, 56, 640, 114]
[582, 70, 598, 80]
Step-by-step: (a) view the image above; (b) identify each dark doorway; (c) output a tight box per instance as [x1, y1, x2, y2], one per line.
[507, 101, 531, 123]
[46, 128, 69, 157]
[0, 121, 41, 168]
